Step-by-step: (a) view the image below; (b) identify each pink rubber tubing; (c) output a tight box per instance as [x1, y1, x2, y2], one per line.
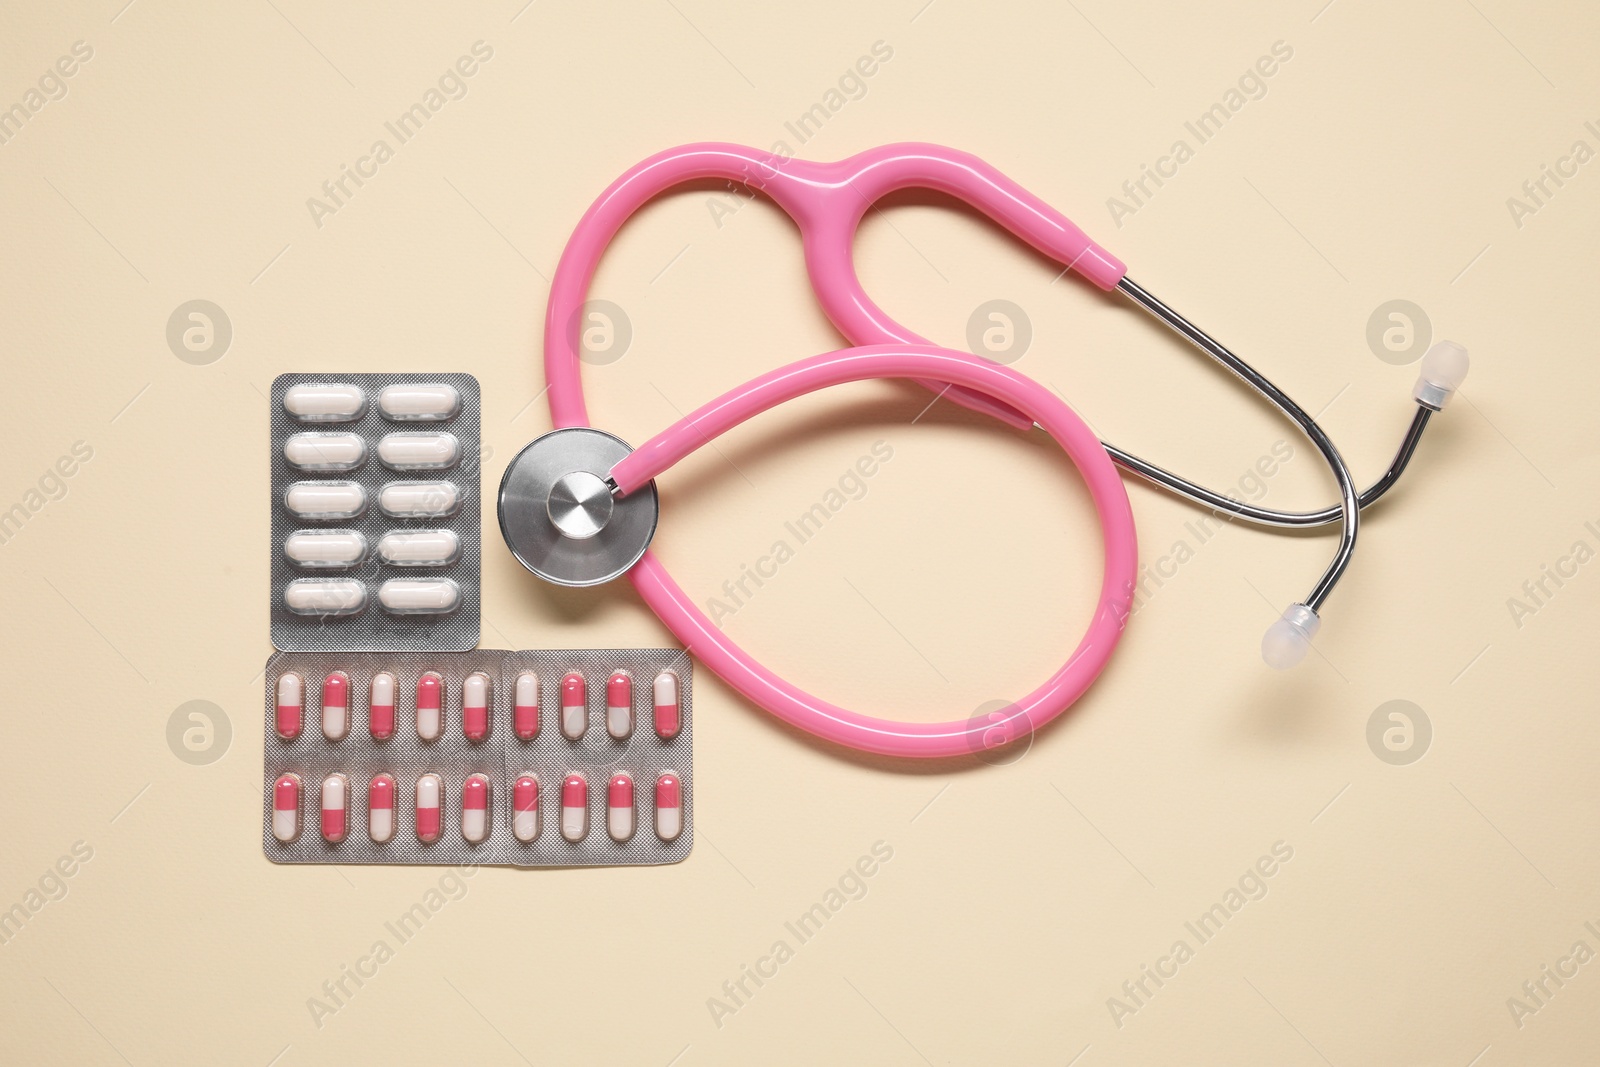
[544, 143, 1126, 432]
[543, 145, 1138, 758]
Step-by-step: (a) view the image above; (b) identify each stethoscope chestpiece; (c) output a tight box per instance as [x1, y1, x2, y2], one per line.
[497, 427, 659, 587]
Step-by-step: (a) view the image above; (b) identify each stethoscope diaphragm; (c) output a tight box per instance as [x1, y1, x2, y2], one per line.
[497, 427, 658, 587]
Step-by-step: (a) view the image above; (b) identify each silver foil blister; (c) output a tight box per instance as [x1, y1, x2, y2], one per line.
[262, 649, 693, 867]
[270, 372, 482, 652]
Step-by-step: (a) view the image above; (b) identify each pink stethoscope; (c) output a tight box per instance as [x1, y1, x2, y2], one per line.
[497, 143, 1470, 759]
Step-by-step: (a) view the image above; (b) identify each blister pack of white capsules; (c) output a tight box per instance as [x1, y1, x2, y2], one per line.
[263, 649, 693, 867]
[270, 373, 482, 652]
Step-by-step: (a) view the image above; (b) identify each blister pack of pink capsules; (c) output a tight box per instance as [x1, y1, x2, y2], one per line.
[263, 649, 692, 867]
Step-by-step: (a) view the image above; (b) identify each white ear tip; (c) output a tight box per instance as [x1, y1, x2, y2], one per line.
[1413, 340, 1470, 409]
[1261, 604, 1320, 670]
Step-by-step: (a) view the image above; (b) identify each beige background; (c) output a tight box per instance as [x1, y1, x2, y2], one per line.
[2, 0, 1596, 1063]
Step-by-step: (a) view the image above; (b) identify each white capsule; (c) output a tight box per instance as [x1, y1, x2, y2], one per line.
[284, 530, 368, 568]
[513, 671, 540, 740]
[462, 774, 490, 844]
[284, 432, 367, 471]
[512, 774, 540, 843]
[607, 773, 635, 843]
[560, 774, 588, 842]
[369, 672, 397, 740]
[378, 480, 461, 518]
[321, 671, 351, 741]
[320, 773, 350, 843]
[274, 672, 304, 740]
[272, 773, 302, 843]
[284, 383, 367, 423]
[606, 670, 633, 740]
[377, 432, 459, 471]
[369, 805, 394, 843]
[284, 481, 367, 520]
[655, 773, 684, 843]
[560, 672, 587, 740]
[656, 805, 682, 842]
[368, 774, 397, 843]
[415, 773, 443, 844]
[284, 579, 367, 616]
[415, 671, 444, 741]
[376, 529, 460, 566]
[652, 669, 681, 740]
[462, 671, 491, 742]
[378, 383, 460, 421]
[378, 578, 460, 614]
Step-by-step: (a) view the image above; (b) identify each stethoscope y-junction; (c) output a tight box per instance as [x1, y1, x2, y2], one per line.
[498, 143, 1470, 759]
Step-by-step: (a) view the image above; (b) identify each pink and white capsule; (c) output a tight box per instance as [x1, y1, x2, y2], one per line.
[653, 669, 681, 740]
[368, 774, 396, 843]
[369, 671, 396, 740]
[272, 773, 302, 842]
[513, 671, 539, 740]
[415, 773, 443, 843]
[513, 774, 539, 842]
[462, 774, 490, 843]
[415, 671, 443, 741]
[561, 672, 586, 739]
[561, 773, 588, 841]
[275, 672, 303, 740]
[608, 773, 635, 842]
[607, 670, 633, 739]
[321, 671, 350, 741]
[463, 671, 490, 741]
[321, 773, 350, 843]
[655, 773, 683, 842]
